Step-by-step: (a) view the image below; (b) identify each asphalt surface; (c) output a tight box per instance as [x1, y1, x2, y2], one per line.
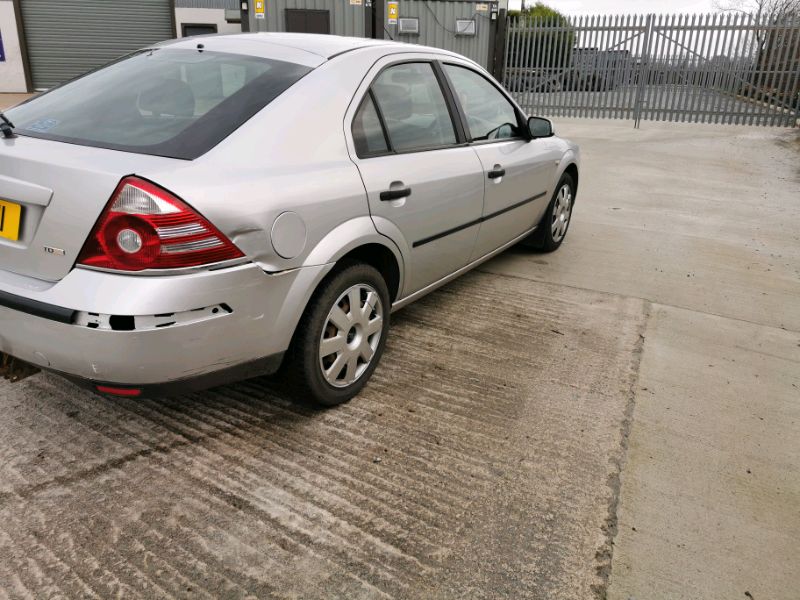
[0, 273, 646, 599]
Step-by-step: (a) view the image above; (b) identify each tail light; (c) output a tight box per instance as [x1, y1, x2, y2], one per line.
[77, 177, 244, 272]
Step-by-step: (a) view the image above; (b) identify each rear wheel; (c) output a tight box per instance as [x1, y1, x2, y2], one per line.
[287, 262, 390, 407]
[523, 172, 575, 252]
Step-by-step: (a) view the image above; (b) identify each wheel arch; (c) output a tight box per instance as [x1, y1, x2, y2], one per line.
[302, 216, 405, 302]
[335, 244, 402, 303]
[563, 162, 579, 194]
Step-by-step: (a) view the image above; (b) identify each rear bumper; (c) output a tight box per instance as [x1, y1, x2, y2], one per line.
[60, 352, 285, 397]
[0, 262, 333, 389]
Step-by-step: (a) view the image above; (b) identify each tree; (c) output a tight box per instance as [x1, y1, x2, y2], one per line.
[713, 0, 799, 61]
[518, 2, 571, 21]
[506, 3, 575, 72]
[714, 0, 799, 106]
[713, 0, 799, 21]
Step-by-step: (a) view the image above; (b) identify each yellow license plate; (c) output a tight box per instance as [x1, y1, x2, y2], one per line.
[0, 199, 22, 241]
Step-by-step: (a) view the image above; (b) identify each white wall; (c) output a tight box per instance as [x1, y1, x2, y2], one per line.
[0, 0, 27, 93]
[175, 7, 241, 38]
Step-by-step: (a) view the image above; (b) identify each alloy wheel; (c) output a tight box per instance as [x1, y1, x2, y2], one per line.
[319, 284, 384, 388]
[551, 184, 573, 243]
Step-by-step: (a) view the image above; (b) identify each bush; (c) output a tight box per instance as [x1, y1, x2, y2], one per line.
[507, 2, 575, 69]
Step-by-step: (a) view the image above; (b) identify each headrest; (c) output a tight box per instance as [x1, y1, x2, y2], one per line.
[373, 82, 413, 121]
[138, 78, 196, 118]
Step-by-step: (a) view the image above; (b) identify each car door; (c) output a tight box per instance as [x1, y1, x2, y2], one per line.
[348, 60, 485, 296]
[441, 62, 561, 260]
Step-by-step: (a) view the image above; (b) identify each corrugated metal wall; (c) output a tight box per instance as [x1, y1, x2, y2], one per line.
[387, 1, 492, 67]
[20, 0, 174, 90]
[252, 0, 366, 38]
[248, 0, 494, 68]
[175, 0, 238, 7]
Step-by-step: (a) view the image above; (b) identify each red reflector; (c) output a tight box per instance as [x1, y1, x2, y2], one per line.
[96, 385, 142, 397]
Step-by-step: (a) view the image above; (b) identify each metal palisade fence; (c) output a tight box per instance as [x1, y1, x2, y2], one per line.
[502, 12, 800, 127]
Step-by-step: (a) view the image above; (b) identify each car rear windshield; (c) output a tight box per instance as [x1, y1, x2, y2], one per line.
[5, 48, 311, 160]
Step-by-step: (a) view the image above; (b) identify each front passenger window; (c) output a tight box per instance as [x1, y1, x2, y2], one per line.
[443, 64, 521, 141]
[371, 62, 457, 153]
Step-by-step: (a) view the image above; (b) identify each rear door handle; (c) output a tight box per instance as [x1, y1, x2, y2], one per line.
[380, 186, 412, 201]
[488, 167, 506, 179]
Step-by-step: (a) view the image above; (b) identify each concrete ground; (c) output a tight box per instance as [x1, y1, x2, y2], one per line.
[486, 119, 800, 600]
[0, 111, 798, 599]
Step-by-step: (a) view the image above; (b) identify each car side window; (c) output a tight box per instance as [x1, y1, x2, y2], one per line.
[352, 94, 390, 157]
[443, 64, 521, 142]
[370, 62, 457, 153]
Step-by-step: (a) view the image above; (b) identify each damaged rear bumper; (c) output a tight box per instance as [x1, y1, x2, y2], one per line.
[0, 261, 332, 390]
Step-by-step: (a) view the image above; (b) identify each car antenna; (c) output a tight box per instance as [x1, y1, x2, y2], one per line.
[0, 113, 15, 139]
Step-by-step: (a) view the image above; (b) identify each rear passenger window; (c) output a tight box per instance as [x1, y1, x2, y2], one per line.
[352, 94, 389, 157]
[371, 62, 457, 153]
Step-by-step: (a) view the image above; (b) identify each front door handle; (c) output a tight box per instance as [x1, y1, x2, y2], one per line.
[380, 185, 412, 201]
[488, 166, 506, 179]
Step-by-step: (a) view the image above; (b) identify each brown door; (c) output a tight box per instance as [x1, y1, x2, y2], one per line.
[285, 9, 330, 34]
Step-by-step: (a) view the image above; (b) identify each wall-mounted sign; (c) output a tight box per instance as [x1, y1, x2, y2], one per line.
[475, 3, 489, 11]
[254, 0, 265, 19]
[387, 1, 398, 25]
[350, 0, 362, 5]
[0, 29, 5, 63]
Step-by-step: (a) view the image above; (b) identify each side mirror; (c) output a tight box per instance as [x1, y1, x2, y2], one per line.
[527, 116, 553, 140]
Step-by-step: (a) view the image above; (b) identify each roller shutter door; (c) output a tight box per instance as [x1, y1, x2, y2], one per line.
[21, 0, 174, 90]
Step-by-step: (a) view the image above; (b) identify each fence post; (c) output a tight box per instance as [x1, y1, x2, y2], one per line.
[490, 9, 508, 81]
[633, 13, 654, 128]
[791, 17, 800, 126]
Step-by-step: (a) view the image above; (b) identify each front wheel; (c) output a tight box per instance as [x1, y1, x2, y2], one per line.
[523, 173, 576, 252]
[286, 262, 390, 407]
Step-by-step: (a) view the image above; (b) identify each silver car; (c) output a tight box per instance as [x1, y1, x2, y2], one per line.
[0, 33, 579, 405]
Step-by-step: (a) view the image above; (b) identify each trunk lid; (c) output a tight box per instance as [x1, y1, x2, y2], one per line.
[0, 136, 186, 281]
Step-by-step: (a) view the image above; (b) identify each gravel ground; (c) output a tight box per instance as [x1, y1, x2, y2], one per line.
[0, 271, 646, 599]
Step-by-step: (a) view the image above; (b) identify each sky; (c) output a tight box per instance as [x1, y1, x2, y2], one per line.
[507, 0, 719, 14]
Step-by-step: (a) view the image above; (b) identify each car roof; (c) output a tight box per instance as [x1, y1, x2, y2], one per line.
[227, 33, 398, 58]
[157, 32, 457, 65]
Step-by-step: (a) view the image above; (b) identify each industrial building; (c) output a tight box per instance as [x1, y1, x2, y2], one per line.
[0, 0, 504, 93]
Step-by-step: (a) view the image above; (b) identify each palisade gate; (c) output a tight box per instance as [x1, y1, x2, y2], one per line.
[501, 13, 800, 127]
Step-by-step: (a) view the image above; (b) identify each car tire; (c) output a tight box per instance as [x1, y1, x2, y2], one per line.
[523, 172, 576, 253]
[286, 261, 391, 407]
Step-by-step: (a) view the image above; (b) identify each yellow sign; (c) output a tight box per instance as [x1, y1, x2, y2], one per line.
[350, 0, 362, 5]
[0, 199, 22, 242]
[254, 0, 265, 19]
[387, 1, 398, 24]
[475, 3, 489, 11]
